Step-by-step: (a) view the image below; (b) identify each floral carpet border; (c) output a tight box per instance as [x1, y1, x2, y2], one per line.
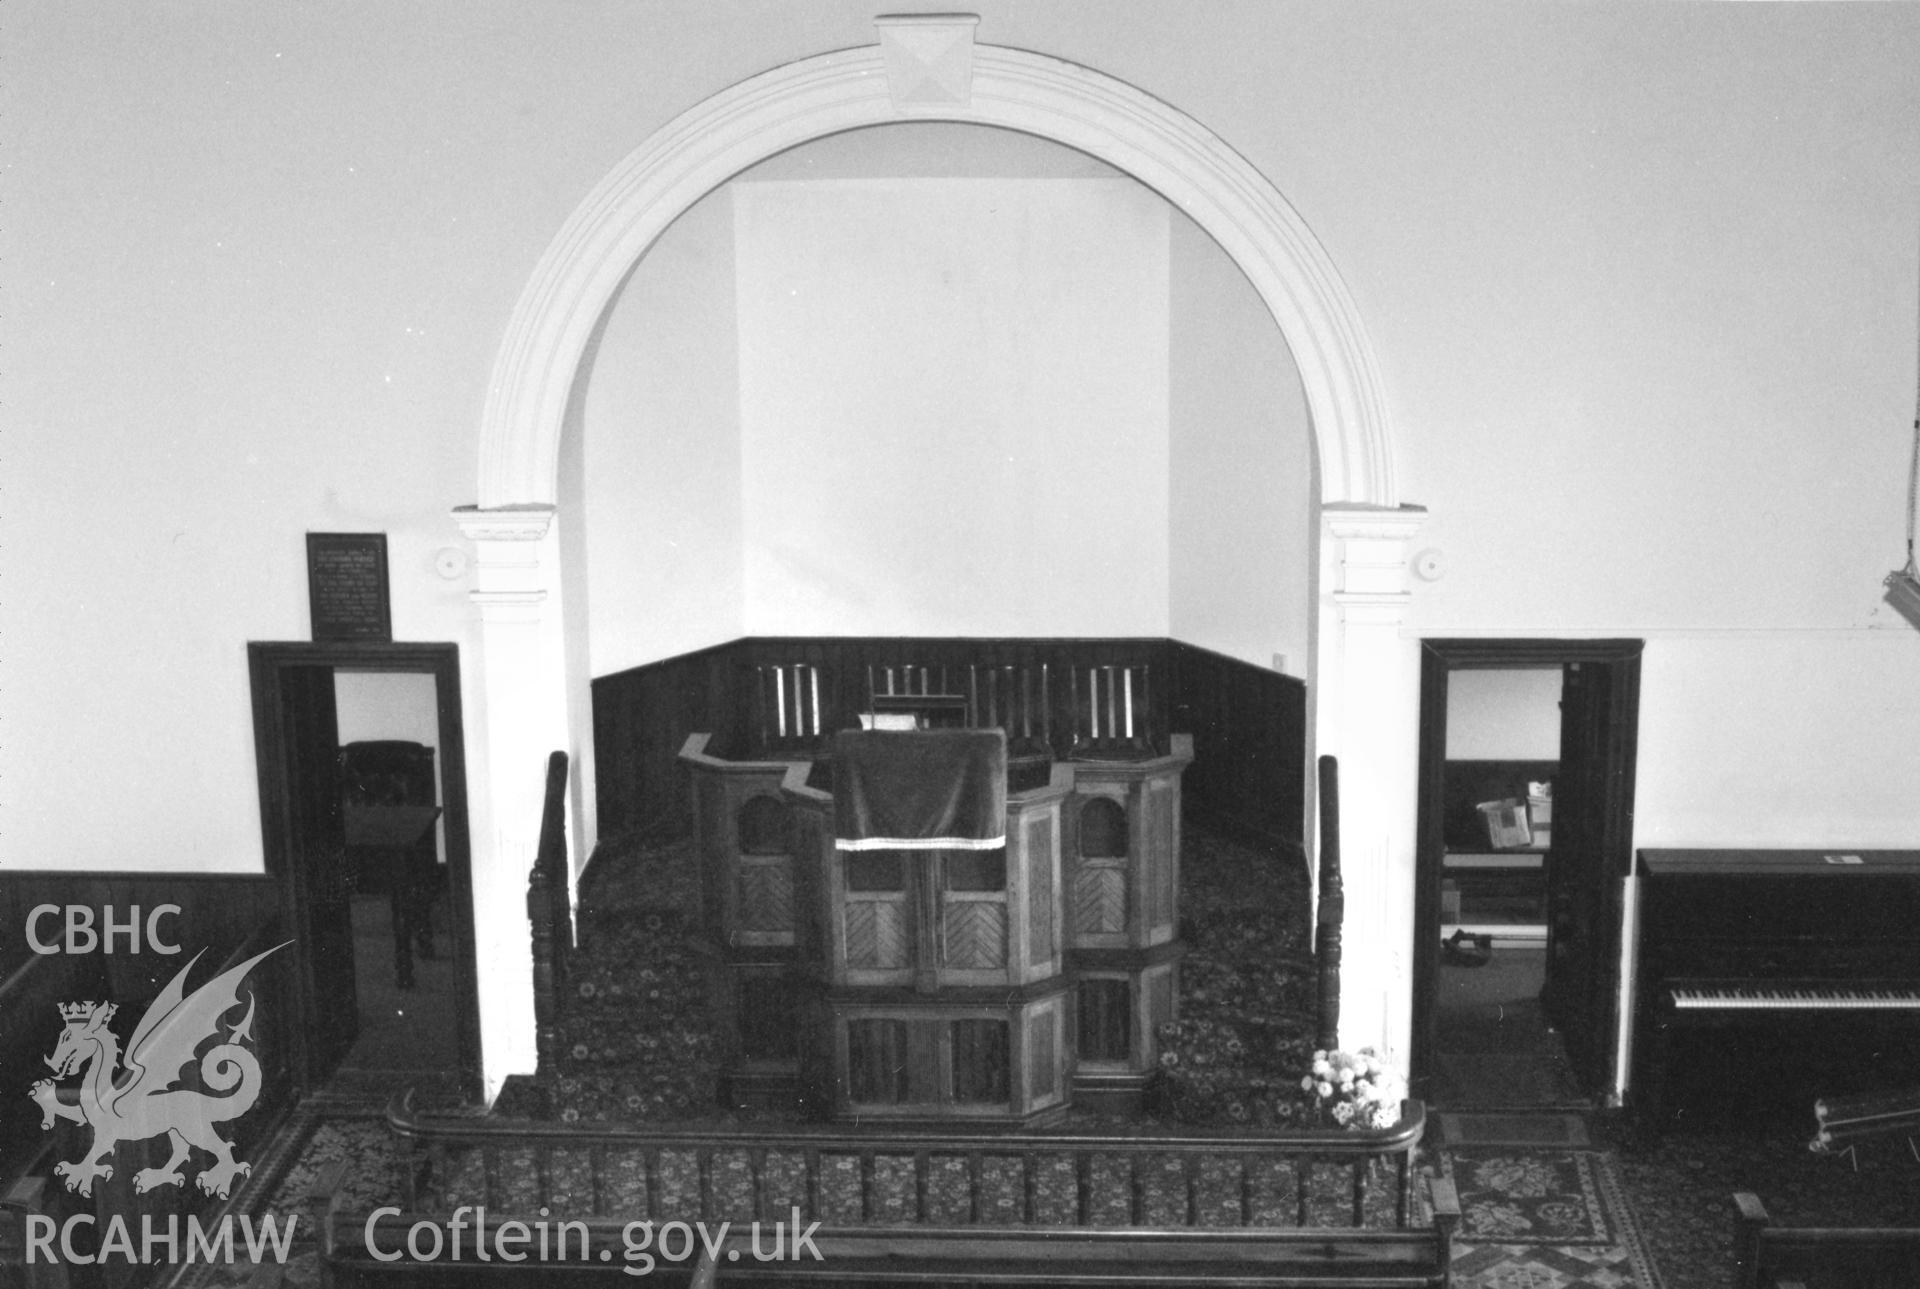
[1440, 1146, 1663, 1289]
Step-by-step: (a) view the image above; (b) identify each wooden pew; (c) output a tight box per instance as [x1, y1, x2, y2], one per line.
[1734, 1191, 1920, 1289]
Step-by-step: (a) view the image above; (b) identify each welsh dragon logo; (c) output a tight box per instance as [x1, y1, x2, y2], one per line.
[31, 942, 288, 1200]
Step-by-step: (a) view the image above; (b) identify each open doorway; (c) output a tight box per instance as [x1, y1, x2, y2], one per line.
[1429, 667, 1576, 1107]
[247, 641, 482, 1106]
[1411, 639, 1642, 1110]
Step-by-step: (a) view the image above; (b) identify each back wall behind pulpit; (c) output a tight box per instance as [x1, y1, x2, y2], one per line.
[576, 122, 1312, 677]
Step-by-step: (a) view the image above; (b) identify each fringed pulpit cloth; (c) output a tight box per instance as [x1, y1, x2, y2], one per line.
[833, 729, 1007, 851]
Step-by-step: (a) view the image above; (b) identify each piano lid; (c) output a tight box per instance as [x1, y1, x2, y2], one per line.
[1640, 849, 1920, 876]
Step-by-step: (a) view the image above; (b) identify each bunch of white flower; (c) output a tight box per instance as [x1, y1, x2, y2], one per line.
[1299, 1046, 1405, 1129]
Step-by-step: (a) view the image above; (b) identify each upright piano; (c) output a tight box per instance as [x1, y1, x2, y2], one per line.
[1633, 849, 1920, 1127]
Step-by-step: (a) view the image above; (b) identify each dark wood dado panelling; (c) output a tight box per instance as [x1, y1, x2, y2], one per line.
[593, 637, 1174, 837]
[1167, 640, 1308, 853]
[0, 872, 281, 989]
[734, 634, 1172, 756]
[590, 638, 742, 837]
[592, 636, 1305, 853]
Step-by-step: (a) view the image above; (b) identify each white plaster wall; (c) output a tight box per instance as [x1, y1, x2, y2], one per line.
[579, 121, 1313, 670]
[582, 190, 745, 675]
[335, 671, 440, 752]
[1168, 215, 1314, 670]
[1635, 631, 1920, 850]
[4, 6, 503, 874]
[8, 0, 1920, 1090]
[733, 177, 1170, 637]
[1446, 668, 1562, 760]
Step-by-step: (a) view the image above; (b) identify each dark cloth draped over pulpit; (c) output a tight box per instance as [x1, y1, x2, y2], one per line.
[833, 729, 1007, 851]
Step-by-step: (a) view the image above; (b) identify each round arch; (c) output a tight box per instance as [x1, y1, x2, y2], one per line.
[475, 41, 1397, 509]
[459, 32, 1426, 1092]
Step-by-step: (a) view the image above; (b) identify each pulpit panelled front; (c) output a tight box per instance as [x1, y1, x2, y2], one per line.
[781, 753, 1075, 1125]
[828, 994, 1070, 1120]
[1062, 743, 1192, 1103]
[817, 789, 1066, 992]
[680, 725, 1192, 1122]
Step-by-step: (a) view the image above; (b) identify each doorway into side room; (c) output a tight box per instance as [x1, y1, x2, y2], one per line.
[329, 669, 463, 1101]
[1410, 640, 1642, 1111]
[247, 641, 482, 1107]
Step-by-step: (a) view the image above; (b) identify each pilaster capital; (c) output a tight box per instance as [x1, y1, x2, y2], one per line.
[1321, 502, 1428, 544]
[453, 504, 558, 605]
[451, 503, 556, 545]
[1322, 504, 1428, 600]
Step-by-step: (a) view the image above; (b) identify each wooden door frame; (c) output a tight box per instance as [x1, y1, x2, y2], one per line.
[247, 640, 484, 1103]
[1409, 638, 1642, 1102]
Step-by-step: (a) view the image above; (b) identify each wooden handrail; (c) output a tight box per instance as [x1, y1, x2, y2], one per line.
[392, 1090, 1424, 1156]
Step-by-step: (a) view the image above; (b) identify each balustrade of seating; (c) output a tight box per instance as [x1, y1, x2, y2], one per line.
[387, 1091, 1435, 1232]
[314, 1095, 1457, 1285]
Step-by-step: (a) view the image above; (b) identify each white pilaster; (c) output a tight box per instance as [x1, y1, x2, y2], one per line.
[451, 502, 572, 1095]
[1316, 504, 1427, 1065]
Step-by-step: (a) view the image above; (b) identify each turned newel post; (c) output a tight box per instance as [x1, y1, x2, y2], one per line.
[1315, 754, 1344, 1052]
[528, 750, 571, 1079]
[527, 867, 558, 1077]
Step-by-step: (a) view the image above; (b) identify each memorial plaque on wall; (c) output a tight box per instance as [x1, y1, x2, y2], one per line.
[307, 532, 392, 641]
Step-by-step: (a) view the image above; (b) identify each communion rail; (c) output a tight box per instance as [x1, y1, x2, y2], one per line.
[307, 1091, 1456, 1286]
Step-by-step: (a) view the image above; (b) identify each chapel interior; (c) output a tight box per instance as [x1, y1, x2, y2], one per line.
[7, 7, 1920, 1286]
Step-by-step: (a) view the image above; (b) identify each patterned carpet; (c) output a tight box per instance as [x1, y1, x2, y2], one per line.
[144, 821, 1918, 1285]
[503, 822, 1325, 1128]
[178, 1108, 401, 1287]
[1605, 1119, 1920, 1289]
[1438, 1144, 1661, 1289]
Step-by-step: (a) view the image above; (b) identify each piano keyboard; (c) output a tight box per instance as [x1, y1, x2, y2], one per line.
[1669, 985, 1920, 1011]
